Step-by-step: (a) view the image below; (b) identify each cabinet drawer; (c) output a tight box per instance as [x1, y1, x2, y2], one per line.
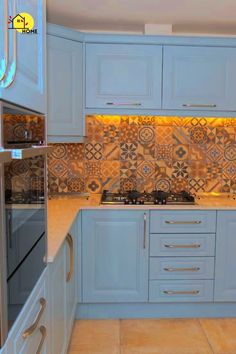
[150, 211, 216, 234]
[150, 257, 214, 280]
[150, 233, 215, 256]
[149, 280, 214, 302]
[9, 269, 48, 354]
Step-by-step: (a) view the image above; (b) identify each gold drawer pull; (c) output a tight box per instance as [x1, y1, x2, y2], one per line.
[164, 267, 200, 272]
[182, 103, 216, 108]
[164, 244, 201, 249]
[22, 298, 46, 339]
[106, 102, 141, 106]
[165, 220, 202, 225]
[36, 326, 47, 354]
[66, 233, 74, 282]
[163, 290, 200, 295]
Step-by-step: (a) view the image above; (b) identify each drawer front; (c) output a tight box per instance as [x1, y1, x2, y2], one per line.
[150, 257, 215, 280]
[149, 280, 214, 302]
[150, 211, 216, 234]
[150, 233, 215, 256]
[9, 269, 49, 354]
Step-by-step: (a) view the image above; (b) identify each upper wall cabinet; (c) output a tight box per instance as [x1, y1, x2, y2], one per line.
[163, 45, 236, 111]
[0, 0, 46, 113]
[85, 43, 162, 109]
[47, 34, 84, 140]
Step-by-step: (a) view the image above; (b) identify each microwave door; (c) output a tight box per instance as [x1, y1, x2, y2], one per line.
[0, 165, 8, 348]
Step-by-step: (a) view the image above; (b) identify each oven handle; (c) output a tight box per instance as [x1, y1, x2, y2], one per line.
[22, 298, 46, 339]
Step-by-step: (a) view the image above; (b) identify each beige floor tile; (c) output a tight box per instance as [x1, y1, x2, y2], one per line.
[120, 318, 213, 354]
[68, 319, 120, 354]
[200, 318, 236, 354]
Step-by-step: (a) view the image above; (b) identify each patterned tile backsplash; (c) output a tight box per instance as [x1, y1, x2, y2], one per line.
[47, 115, 236, 195]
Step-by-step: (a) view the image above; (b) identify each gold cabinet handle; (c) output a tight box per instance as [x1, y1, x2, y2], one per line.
[163, 267, 200, 272]
[1, 0, 17, 88]
[163, 290, 200, 295]
[164, 244, 201, 249]
[182, 104, 216, 108]
[36, 326, 47, 354]
[143, 213, 147, 249]
[0, 0, 8, 81]
[22, 298, 46, 339]
[106, 102, 141, 106]
[66, 233, 74, 282]
[165, 220, 202, 225]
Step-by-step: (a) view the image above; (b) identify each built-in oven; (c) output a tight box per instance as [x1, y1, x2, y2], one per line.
[0, 101, 49, 348]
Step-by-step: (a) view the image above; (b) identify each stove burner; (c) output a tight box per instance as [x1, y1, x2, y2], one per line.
[101, 190, 195, 205]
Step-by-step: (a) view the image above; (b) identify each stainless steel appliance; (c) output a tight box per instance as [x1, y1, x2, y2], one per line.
[101, 190, 195, 205]
[0, 101, 49, 347]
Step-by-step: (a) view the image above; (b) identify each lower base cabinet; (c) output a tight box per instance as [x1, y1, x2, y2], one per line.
[50, 219, 78, 354]
[214, 211, 236, 301]
[6, 268, 50, 354]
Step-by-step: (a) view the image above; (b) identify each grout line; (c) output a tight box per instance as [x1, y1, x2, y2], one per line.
[197, 318, 215, 354]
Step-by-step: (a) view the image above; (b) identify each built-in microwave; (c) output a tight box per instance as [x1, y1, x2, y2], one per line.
[0, 101, 49, 348]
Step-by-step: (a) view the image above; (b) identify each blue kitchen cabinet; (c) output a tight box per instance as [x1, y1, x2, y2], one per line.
[50, 220, 77, 354]
[5, 268, 49, 354]
[47, 34, 84, 140]
[82, 210, 149, 302]
[86, 43, 162, 109]
[214, 211, 236, 301]
[163, 45, 236, 111]
[0, 0, 46, 113]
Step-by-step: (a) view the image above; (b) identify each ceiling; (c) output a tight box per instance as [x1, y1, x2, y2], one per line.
[47, 0, 236, 35]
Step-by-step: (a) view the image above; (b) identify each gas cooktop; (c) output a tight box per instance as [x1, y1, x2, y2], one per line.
[101, 190, 195, 205]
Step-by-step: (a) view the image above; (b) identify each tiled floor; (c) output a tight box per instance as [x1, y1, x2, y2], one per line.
[68, 318, 236, 354]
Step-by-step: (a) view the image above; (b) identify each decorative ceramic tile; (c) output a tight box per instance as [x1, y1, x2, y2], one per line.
[138, 126, 155, 145]
[47, 115, 236, 195]
[86, 178, 102, 193]
[156, 145, 173, 161]
[85, 161, 101, 178]
[172, 161, 189, 178]
[103, 143, 120, 160]
[156, 126, 173, 145]
[84, 143, 103, 160]
[120, 177, 137, 192]
[224, 143, 236, 161]
[137, 161, 155, 179]
[188, 161, 207, 179]
[68, 177, 85, 193]
[173, 127, 191, 145]
[137, 143, 156, 160]
[206, 143, 224, 162]
[189, 127, 207, 144]
[173, 145, 189, 161]
[154, 178, 171, 192]
[68, 160, 84, 178]
[171, 178, 189, 193]
[188, 178, 206, 194]
[120, 161, 137, 178]
[119, 124, 138, 143]
[58, 177, 68, 193]
[101, 161, 120, 178]
[103, 125, 120, 143]
[120, 142, 138, 160]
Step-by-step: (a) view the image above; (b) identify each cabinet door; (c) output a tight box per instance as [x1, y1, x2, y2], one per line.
[0, 0, 7, 82]
[47, 35, 83, 138]
[50, 245, 67, 354]
[82, 210, 149, 302]
[215, 211, 236, 301]
[86, 43, 162, 109]
[0, 0, 46, 113]
[163, 45, 236, 111]
[65, 221, 77, 341]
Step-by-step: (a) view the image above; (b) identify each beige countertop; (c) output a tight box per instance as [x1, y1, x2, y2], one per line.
[47, 193, 236, 262]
